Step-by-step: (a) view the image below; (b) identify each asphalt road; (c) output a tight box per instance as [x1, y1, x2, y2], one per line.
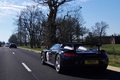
[0, 47, 120, 80]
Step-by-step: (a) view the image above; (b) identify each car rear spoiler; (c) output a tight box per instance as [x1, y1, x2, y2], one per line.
[60, 42, 101, 51]
[60, 42, 101, 46]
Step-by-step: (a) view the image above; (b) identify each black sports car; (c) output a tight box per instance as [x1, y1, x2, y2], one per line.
[41, 42, 109, 73]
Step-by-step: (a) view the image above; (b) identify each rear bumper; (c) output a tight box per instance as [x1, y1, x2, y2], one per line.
[61, 57, 108, 68]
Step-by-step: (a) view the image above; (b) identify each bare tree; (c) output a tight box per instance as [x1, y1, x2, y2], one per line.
[56, 14, 88, 42]
[56, 6, 88, 42]
[79, 27, 89, 42]
[15, 13, 26, 46]
[9, 34, 18, 44]
[15, 0, 88, 47]
[34, 0, 74, 47]
[92, 21, 109, 43]
[56, 16, 76, 42]
[15, 5, 45, 48]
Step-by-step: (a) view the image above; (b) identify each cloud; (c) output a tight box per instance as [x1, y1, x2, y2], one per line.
[0, 0, 39, 15]
[0, 1, 25, 18]
[0, 0, 87, 18]
[0, 1, 47, 17]
[22, 2, 37, 6]
[21, 2, 48, 10]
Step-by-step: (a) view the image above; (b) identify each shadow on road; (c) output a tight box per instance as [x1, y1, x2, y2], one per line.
[44, 63, 120, 80]
[62, 69, 120, 80]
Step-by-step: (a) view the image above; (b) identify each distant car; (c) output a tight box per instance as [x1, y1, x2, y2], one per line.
[41, 42, 109, 73]
[9, 43, 17, 48]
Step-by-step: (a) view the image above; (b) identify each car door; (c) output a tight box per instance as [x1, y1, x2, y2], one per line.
[50, 44, 60, 64]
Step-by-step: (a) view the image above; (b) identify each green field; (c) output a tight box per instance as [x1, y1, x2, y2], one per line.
[101, 44, 120, 67]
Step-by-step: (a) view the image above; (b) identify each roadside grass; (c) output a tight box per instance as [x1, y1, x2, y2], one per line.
[101, 44, 120, 54]
[101, 44, 120, 67]
[108, 55, 120, 67]
[19, 46, 43, 52]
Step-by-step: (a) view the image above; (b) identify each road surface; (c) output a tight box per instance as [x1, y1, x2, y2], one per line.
[0, 47, 120, 80]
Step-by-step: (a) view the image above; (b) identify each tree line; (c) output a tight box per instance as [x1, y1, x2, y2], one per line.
[9, 0, 109, 48]
[0, 41, 5, 47]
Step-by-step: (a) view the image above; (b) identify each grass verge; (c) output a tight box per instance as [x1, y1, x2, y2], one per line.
[101, 44, 120, 67]
[19, 46, 43, 52]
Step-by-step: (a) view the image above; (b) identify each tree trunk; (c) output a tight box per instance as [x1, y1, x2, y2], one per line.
[47, 8, 57, 47]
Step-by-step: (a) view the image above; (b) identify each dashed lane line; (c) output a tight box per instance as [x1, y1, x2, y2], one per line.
[11, 51, 39, 80]
[12, 52, 15, 54]
[22, 63, 32, 72]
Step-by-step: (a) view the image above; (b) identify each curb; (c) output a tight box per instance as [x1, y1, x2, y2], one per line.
[107, 65, 120, 72]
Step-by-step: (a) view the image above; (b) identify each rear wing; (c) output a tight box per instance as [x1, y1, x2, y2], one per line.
[60, 42, 101, 51]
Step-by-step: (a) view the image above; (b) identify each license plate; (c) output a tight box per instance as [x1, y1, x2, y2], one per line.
[85, 60, 99, 64]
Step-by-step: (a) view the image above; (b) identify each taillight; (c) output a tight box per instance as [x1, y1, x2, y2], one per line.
[64, 53, 76, 57]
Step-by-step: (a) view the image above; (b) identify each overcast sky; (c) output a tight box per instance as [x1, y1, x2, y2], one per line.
[0, 0, 120, 42]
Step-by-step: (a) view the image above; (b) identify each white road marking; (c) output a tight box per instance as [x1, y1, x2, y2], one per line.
[22, 63, 32, 72]
[12, 52, 15, 54]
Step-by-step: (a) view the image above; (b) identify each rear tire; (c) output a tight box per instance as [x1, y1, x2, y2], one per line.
[55, 54, 64, 73]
